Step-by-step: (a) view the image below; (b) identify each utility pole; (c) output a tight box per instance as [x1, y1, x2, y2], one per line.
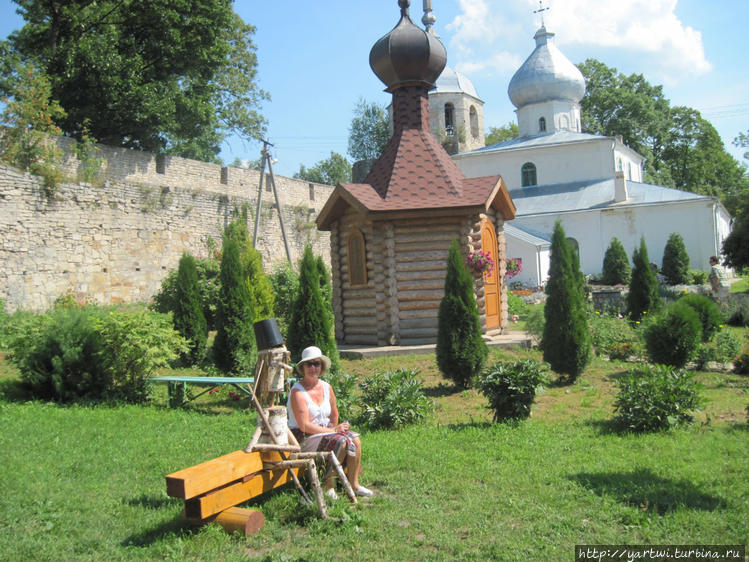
[252, 139, 293, 267]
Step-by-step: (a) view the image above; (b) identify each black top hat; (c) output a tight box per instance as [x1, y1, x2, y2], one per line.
[253, 318, 284, 351]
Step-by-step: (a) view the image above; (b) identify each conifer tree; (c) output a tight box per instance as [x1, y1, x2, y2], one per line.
[627, 237, 660, 322]
[316, 255, 335, 330]
[602, 237, 631, 285]
[287, 245, 340, 374]
[213, 235, 256, 374]
[173, 252, 207, 365]
[436, 239, 488, 388]
[542, 222, 592, 382]
[661, 232, 690, 285]
[224, 215, 274, 321]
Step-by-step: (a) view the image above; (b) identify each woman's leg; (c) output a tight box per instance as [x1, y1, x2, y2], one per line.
[345, 437, 363, 490]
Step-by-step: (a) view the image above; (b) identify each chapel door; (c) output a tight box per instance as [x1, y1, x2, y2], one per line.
[481, 219, 501, 331]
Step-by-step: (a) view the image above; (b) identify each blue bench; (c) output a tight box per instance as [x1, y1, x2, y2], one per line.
[150, 376, 255, 407]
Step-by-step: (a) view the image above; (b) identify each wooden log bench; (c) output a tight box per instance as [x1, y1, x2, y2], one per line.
[166, 449, 304, 535]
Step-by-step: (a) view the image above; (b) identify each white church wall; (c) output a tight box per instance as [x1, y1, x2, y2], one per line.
[505, 237, 546, 288]
[516, 100, 581, 136]
[456, 138, 616, 189]
[513, 199, 721, 279]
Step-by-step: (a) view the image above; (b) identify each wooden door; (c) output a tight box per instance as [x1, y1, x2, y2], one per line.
[481, 220, 501, 331]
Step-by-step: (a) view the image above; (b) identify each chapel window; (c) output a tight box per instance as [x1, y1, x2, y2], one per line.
[469, 106, 479, 138]
[347, 229, 367, 286]
[521, 162, 537, 187]
[444, 103, 455, 134]
[559, 115, 569, 130]
[627, 163, 632, 180]
[617, 158, 623, 171]
[538, 117, 546, 133]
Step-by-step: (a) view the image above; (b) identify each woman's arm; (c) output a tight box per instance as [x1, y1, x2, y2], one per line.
[328, 386, 350, 433]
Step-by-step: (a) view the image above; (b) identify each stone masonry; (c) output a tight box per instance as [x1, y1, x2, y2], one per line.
[0, 138, 333, 312]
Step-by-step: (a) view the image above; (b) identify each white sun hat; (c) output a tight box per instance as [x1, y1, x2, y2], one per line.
[296, 346, 331, 373]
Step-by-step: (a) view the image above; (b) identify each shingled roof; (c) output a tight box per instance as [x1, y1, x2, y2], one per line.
[317, 87, 515, 230]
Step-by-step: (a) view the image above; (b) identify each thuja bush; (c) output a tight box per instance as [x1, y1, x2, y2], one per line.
[627, 237, 660, 321]
[269, 262, 299, 337]
[613, 363, 703, 432]
[602, 237, 631, 285]
[213, 235, 256, 374]
[287, 245, 340, 374]
[661, 232, 690, 285]
[542, 221, 591, 382]
[356, 368, 434, 430]
[152, 257, 220, 330]
[644, 302, 702, 367]
[678, 293, 723, 342]
[172, 253, 207, 365]
[436, 239, 488, 387]
[475, 359, 549, 422]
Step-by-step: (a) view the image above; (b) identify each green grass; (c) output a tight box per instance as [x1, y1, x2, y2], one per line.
[0, 346, 747, 560]
[730, 276, 748, 293]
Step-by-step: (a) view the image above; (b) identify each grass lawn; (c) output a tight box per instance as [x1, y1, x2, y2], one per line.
[0, 347, 747, 561]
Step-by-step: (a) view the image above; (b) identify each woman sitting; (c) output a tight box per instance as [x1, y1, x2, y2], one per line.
[287, 346, 373, 499]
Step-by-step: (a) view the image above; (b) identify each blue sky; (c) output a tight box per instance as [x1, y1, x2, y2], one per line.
[1, 1, 747, 178]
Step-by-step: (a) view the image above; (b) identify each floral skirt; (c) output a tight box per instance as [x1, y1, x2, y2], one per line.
[291, 428, 359, 458]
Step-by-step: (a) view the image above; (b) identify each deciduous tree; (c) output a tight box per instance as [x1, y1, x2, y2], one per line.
[484, 122, 518, 146]
[347, 98, 389, 161]
[1, 0, 268, 161]
[294, 152, 351, 186]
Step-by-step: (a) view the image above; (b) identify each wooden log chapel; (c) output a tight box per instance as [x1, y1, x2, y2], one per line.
[317, 0, 516, 347]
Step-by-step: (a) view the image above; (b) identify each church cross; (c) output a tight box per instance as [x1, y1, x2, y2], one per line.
[533, 1, 549, 26]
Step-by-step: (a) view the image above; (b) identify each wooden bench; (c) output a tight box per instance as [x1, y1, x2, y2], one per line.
[151, 376, 255, 407]
[166, 449, 304, 535]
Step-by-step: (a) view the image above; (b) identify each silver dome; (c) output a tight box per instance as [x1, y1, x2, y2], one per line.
[507, 26, 585, 108]
[434, 66, 481, 100]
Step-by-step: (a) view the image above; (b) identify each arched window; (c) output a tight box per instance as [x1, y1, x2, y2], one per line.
[559, 115, 569, 130]
[469, 106, 479, 138]
[521, 162, 537, 187]
[347, 229, 367, 286]
[538, 117, 546, 132]
[627, 162, 632, 180]
[444, 103, 455, 133]
[617, 158, 623, 171]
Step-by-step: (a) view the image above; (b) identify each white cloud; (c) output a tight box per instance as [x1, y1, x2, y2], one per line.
[445, 0, 712, 84]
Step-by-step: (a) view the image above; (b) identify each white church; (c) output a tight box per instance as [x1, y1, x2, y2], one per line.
[428, 23, 732, 288]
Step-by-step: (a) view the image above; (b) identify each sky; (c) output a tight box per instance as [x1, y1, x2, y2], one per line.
[1, 0, 747, 178]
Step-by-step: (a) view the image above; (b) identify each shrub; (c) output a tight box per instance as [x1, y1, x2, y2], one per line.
[287, 245, 340, 374]
[172, 253, 207, 365]
[644, 302, 702, 367]
[325, 370, 357, 423]
[507, 292, 528, 317]
[475, 359, 549, 422]
[356, 368, 434, 430]
[628, 237, 660, 322]
[436, 239, 488, 388]
[735, 347, 749, 375]
[613, 363, 703, 432]
[316, 256, 335, 332]
[688, 270, 709, 285]
[678, 293, 723, 342]
[542, 221, 591, 382]
[661, 233, 690, 285]
[602, 237, 631, 285]
[10, 306, 185, 403]
[95, 308, 187, 402]
[714, 331, 742, 365]
[525, 303, 545, 343]
[152, 257, 220, 330]
[11, 307, 108, 402]
[588, 311, 639, 361]
[721, 298, 749, 327]
[270, 262, 299, 338]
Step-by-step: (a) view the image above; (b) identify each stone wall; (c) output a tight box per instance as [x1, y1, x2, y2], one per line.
[1, 140, 334, 312]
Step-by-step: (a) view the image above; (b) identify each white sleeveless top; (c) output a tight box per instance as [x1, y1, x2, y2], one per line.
[287, 380, 332, 430]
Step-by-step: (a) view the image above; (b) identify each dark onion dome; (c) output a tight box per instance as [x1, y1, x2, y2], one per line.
[508, 26, 585, 108]
[369, 0, 447, 92]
